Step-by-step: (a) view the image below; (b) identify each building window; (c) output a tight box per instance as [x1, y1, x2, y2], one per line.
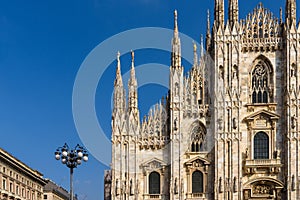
[22, 188, 25, 197]
[9, 182, 13, 192]
[16, 185, 19, 195]
[191, 124, 206, 152]
[43, 195, 47, 199]
[3, 167, 5, 173]
[192, 171, 203, 193]
[2, 179, 6, 190]
[254, 132, 269, 159]
[149, 171, 160, 194]
[251, 60, 271, 104]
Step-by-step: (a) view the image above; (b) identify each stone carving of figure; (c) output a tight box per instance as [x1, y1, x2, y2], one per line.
[129, 179, 133, 195]
[233, 177, 237, 193]
[175, 83, 179, 96]
[116, 179, 119, 195]
[233, 118, 237, 129]
[245, 148, 249, 159]
[174, 178, 178, 194]
[181, 178, 184, 194]
[275, 149, 281, 159]
[174, 117, 178, 131]
[219, 177, 223, 193]
[292, 175, 295, 191]
[136, 179, 139, 194]
[291, 115, 296, 129]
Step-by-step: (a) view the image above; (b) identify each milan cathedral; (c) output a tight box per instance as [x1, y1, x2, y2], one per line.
[104, 0, 300, 199]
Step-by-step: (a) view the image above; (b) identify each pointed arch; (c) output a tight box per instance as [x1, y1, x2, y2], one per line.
[250, 55, 274, 104]
[190, 121, 207, 152]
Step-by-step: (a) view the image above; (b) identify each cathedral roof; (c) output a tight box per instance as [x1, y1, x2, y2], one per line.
[241, 3, 281, 39]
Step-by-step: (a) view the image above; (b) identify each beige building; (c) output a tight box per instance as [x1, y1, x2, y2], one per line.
[0, 148, 46, 200]
[107, 0, 300, 199]
[43, 179, 77, 200]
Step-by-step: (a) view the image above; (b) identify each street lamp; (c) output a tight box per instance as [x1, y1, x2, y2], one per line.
[55, 143, 88, 200]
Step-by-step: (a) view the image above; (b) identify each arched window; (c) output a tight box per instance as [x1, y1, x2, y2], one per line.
[149, 172, 160, 194]
[190, 125, 206, 152]
[251, 60, 271, 104]
[254, 132, 269, 159]
[192, 171, 203, 193]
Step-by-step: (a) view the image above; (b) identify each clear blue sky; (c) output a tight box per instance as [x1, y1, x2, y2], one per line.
[0, 1, 295, 200]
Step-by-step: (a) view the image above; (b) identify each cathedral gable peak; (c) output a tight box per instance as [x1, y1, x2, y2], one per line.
[224, 20, 231, 36]
[244, 109, 279, 122]
[290, 21, 297, 33]
[141, 157, 167, 171]
[216, 24, 224, 37]
[231, 22, 239, 36]
[241, 3, 282, 52]
[184, 156, 211, 166]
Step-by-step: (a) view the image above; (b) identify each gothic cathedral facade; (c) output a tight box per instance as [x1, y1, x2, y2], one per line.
[105, 0, 300, 199]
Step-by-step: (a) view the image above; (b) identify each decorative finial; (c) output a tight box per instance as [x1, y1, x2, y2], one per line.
[131, 50, 134, 63]
[193, 41, 197, 52]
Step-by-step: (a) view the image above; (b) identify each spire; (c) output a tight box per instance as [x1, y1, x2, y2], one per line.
[130, 50, 136, 84]
[200, 35, 204, 57]
[206, 10, 211, 51]
[171, 10, 181, 68]
[128, 50, 138, 113]
[214, 0, 224, 28]
[114, 51, 123, 86]
[206, 10, 211, 37]
[286, 0, 297, 26]
[174, 10, 178, 35]
[193, 42, 198, 67]
[113, 51, 126, 116]
[229, 0, 239, 27]
[280, 7, 283, 24]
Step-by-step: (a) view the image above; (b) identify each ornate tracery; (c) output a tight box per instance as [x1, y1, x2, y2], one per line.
[190, 123, 206, 152]
[251, 58, 273, 104]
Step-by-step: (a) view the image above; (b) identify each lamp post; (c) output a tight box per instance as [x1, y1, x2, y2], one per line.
[54, 143, 88, 200]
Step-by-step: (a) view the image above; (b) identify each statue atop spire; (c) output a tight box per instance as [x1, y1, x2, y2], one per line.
[286, 0, 296, 27]
[229, 0, 239, 27]
[128, 50, 138, 114]
[113, 51, 126, 117]
[206, 9, 211, 52]
[171, 10, 181, 68]
[174, 10, 178, 34]
[214, 0, 224, 29]
[129, 50, 136, 86]
[115, 51, 123, 87]
[193, 41, 198, 67]
[200, 35, 204, 58]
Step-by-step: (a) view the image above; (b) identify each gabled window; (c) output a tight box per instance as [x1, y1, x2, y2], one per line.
[149, 172, 160, 194]
[192, 171, 203, 193]
[254, 132, 269, 159]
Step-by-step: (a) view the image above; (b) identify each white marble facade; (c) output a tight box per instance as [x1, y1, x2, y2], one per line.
[107, 1, 300, 199]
